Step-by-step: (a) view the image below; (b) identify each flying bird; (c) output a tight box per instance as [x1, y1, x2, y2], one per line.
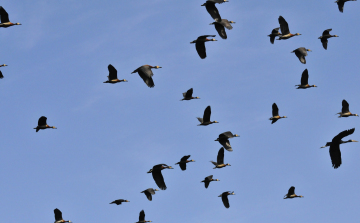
[104, 64, 127, 83]
[141, 188, 159, 201]
[211, 147, 231, 169]
[181, 88, 200, 100]
[269, 103, 287, 124]
[318, 29, 339, 50]
[201, 1, 226, 21]
[210, 19, 235, 39]
[54, 208, 71, 223]
[335, 0, 357, 13]
[268, 27, 281, 44]
[147, 164, 173, 190]
[218, 191, 235, 208]
[201, 175, 219, 188]
[277, 16, 301, 40]
[190, 35, 217, 59]
[131, 65, 161, 88]
[0, 6, 21, 28]
[295, 69, 317, 89]
[109, 199, 129, 205]
[337, 100, 358, 117]
[197, 105, 219, 125]
[136, 210, 152, 223]
[34, 116, 56, 132]
[326, 128, 355, 169]
[292, 47, 311, 64]
[175, 155, 195, 171]
[215, 131, 239, 151]
[284, 186, 303, 199]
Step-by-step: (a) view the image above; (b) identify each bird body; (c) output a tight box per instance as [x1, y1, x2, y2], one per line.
[141, 188, 159, 201]
[191, 35, 217, 59]
[318, 29, 338, 50]
[54, 208, 71, 223]
[175, 155, 195, 170]
[335, 0, 357, 12]
[295, 69, 316, 89]
[109, 199, 129, 205]
[136, 210, 152, 223]
[277, 16, 301, 40]
[218, 191, 235, 208]
[131, 65, 161, 88]
[104, 64, 127, 83]
[284, 186, 303, 199]
[268, 27, 281, 44]
[201, 175, 219, 188]
[210, 19, 235, 39]
[269, 103, 287, 124]
[215, 131, 239, 151]
[211, 147, 231, 169]
[292, 47, 311, 64]
[337, 100, 358, 117]
[181, 88, 200, 100]
[147, 164, 173, 190]
[0, 7, 21, 28]
[34, 116, 56, 132]
[197, 105, 218, 125]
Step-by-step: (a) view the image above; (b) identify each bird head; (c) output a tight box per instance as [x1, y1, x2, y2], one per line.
[147, 169, 153, 173]
[334, 35, 339, 37]
[283, 116, 287, 118]
[167, 166, 174, 169]
[195, 97, 200, 99]
[216, 179, 220, 181]
[123, 79, 128, 82]
[155, 189, 159, 191]
[229, 21, 235, 24]
[154, 66, 161, 69]
[211, 38, 217, 41]
[125, 200, 130, 202]
[307, 49, 312, 52]
[230, 191, 235, 195]
[213, 121, 219, 123]
[52, 126, 57, 129]
[190, 159, 195, 162]
[312, 85, 317, 87]
[234, 134, 239, 137]
[295, 33, 301, 36]
[226, 163, 231, 166]
[355, 114, 359, 117]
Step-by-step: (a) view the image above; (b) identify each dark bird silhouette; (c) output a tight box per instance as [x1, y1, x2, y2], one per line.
[326, 128, 356, 169]
[318, 29, 339, 50]
[218, 191, 235, 208]
[54, 208, 71, 223]
[201, 175, 219, 188]
[337, 100, 358, 117]
[292, 47, 311, 64]
[268, 27, 281, 44]
[136, 210, 152, 223]
[175, 155, 195, 171]
[0, 6, 21, 28]
[210, 19, 235, 39]
[295, 69, 317, 89]
[141, 188, 159, 201]
[181, 88, 200, 100]
[202, 1, 227, 21]
[0, 64, 6, 79]
[131, 65, 161, 88]
[277, 16, 301, 40]
[147, 164, 173, 190]
[190, 35, 217, 59]
[104, 64, 127, 83]
[284, 186, 303, 199]
[34, 116, 56, 132]
[197, 105, 219, 125]
[269, 103, 287, 124]
[109, 199, 129, 205]
[335, 0, 357, 13]
[211, 147, 231, 169]
[215, 131, 239, 151]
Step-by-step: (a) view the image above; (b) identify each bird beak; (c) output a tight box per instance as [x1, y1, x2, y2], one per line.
[307, 49, 312, 51]
[147, 169, 152, 173]
[354, 140, 359, 142]
[53, 126, 57, 129]
[212, 39, 217, 41]
[168, 166, 174, 169]
[123, 79, 127, 82]
[155, 66, 162, 69]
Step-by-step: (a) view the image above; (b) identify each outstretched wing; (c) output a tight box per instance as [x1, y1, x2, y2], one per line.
[108, 64, 118, 80]
[337, 1, 344, 12]
[329, 143, 342, 169]
[144, 190, 152, 201]
[217, 147, 225, 164]
[214, 23, 227, 39]
[333, 128, 355, 142]
[321, 38, 328, 50]
[204, 2, 222, 21]
[288, 186, 295, 195]
[219, 138, 232, 151]
[278, 16, 290, 35]
[342, 100, 350, 113]
[203, 106, 211, 123]
[195, 42, 207, 59]
[300, 69, 309, 85]
[54, 208, 63, 221]
[221, 193, 230, 208]
[272, 103, 279, 117]
[152, 170, 167, 190]
[38, 116, 47, 126]
[184, 88, 193, 98]
[294, 50, 306, 64]
[0, 7, 10, 23]
[138, 70, 155, 88]
[0, 70, 3, 79]
[322, 29, 332, 36]
[139, 210, 145, 221]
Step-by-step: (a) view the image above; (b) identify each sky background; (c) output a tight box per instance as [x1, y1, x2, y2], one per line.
[1, 0, 360, 222]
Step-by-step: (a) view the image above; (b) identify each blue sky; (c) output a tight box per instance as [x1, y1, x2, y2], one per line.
[1, 0, 360, 222]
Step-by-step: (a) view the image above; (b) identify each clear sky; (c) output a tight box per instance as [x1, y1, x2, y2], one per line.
[1, 0, 360, 222]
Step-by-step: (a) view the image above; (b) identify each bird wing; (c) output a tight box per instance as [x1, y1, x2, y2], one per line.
[108, 64, 118, 80]
[221, 131, 234, 138]
[329, 143, 342, 169]
[152, 169, 167, 190]
[144, 190, 152, 201]
[206, 175, 213, 181]
[195, 42, 207, 59]
[217, 147, 225, 164]
[0, 70, 3, 79]
[148, 188, 156, 195]
[288, 186, 295, 195]
[272, 103, 279, 117]
[219, 138, 233, 151]
[221, 19, 233, 30]
[197, 117, 204, 123]
[271, 119, 278, 124]
[294, 50, 306, 64]
[0, 7, 10, 23]
[270, 35, 276, 44]
[321, 38, 328, 50]
[205, 180, 210, 188]
[278, 16, 290, 35]
[337, 1, 344, 12]
[333, 128, 355, 142]
[342, 100, 350, 113]
[54, 208, 63, 221]
[184, 88, 193, 98]
[221, 193, 230, 208]
[138, 70, 155, 88]
[179, 163, 187, 170]
[38, 116, 47, 126]
[180, 155, 191, 162]
[203, 106, 211, 123]
[139, 210, 145, 221]
[214, 23, 227, 39]
[323, 29, 332, 36]
[300, 69, 309, 85]
[205, 3, 222, 21]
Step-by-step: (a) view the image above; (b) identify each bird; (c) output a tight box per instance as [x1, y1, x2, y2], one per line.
[201, 175, 219, 188]
[181, 88, 200, 100]
[0, 6, 21, 28]
[292, 47, 311, 64]
[131, 65, 161, 88]
[211, 147, 231, 169]
[268, 27, 281, 44]
[218, 191, 235, 208]
[277, 16, 301, 40]
[215, 131, 239, 151]
[0, 64, 7, 67]
[337, 100, 358, 117]
[147, 164, 173, 190]
[0, 64, 7, 79]
[175, 155, 195, 171]
[335, 0, 357, 13]
[201, 1, 226, 22]
[141, 188, 159, 201]
[54, 208, 71, 223]
[136, 210, 152, 223]
[34, 116, 56, 132]
[326, 128, 355, 169]
[295, 69, 317, 89]
[190, 35, 217, 59]
[109, 199, 129, 205]
[197, 105, 219, 126]
[283, 186, 303, 199]
[104, 64, 127, 83]
[318, 29, 339, 50]
[210, 19, 235, 39]
[269, 103, 287, 124]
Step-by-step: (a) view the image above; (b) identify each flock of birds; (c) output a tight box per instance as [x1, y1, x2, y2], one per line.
[0, 0, 359, 222]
